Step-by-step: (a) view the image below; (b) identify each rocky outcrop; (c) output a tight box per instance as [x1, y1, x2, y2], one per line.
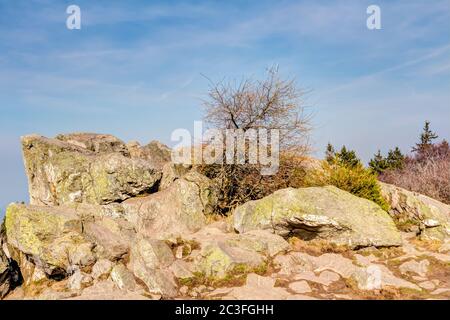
[233, 186, 402, 249]
[126, 140, 171, 170]
[22, 134, 162, 206]
[1, 132, 225, 299]
[380, 182, 450, 240]
[121, 171, 218, 238]
[127, 237, 177, 297]
[3, 132, 449, 300]
[5, 204, 96, 276]
[3, 201, 142, 278]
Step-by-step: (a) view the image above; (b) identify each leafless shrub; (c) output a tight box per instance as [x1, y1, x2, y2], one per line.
[200, 67, 313, 214]
[380, 156, 450, 204]
[380, 141, 450, 204]
[203, 66, 312, 151]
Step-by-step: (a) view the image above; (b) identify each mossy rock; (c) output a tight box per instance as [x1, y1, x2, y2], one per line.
[21, 134, 162, 206]
[234, 186, 402, 249]
[5, 203, 96, 275]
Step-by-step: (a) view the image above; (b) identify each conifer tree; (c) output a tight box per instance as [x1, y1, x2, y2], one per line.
[412, 121, 438, 154]
[386, 147, 405, 170]
[325, 143, 335, 164]
[369, 150, 388, 174]
[336, 146, 361, 168]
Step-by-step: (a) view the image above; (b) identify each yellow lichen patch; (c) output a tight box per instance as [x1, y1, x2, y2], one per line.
[356, 246, 405, 260]
[410, 238, 444, 252]
[178, 260, 271, 291]
[4, 203, 95, 272]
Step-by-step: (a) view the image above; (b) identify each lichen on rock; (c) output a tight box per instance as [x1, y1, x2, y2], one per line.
[5, 203, 96, 276]
[233, 186, 402, 249]
[121, 171, 217, 239]
[21, 134, 162, 206]
[3, 131, 449, 301]
[380, 182, 450, 240]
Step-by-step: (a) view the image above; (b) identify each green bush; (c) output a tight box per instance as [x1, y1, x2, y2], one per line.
[201, 143, 391, 214]
[305, 162, 390, 211]
[307, 145, 390, 211]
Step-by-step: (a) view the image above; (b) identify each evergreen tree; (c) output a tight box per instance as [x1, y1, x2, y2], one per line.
[336, 146, 361, 168]
[369, 150, 388, 174]
[386, 147, 405, 170]
[325, 143, 335, 164]
[412, 121, 438, 154]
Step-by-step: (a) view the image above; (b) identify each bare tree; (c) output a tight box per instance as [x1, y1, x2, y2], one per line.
[202, 66, 311, 153]
[200, 67, 313, 214]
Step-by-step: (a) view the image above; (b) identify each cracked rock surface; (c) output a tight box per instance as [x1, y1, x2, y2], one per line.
[1, 133, 449, 300]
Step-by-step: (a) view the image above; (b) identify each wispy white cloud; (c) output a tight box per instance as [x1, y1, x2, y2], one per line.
[320, 43, 450, 96]
[0, 0, 449, 207]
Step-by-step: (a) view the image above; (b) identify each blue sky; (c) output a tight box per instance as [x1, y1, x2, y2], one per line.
[0, 0, 449, 215]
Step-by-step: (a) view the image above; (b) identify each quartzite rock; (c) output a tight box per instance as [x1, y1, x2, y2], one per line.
[121, 171, 217, 238]
[22, 134, 162, 206]
[5, 203, 96, 275]
[234, 186, 402, 248]
[380, 182, 450, 240]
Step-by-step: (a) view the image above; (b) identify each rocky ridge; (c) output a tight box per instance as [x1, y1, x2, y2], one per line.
[0, 133, 449, 300]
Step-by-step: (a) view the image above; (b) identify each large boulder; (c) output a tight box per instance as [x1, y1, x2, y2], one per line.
[194, 242, 266, 279]
[110, 264, 138, 291]
[380, 182, 450, 240]
[4, 203, 96, 276]
[121, 171, 217, 238]
[4, 201, 140, 276]
[82, 216, 133, 261]
[21, 134, 162, 206]
[127, 237, 177, 297]
[233, 186, 402, 249]
[126, 140, 171, 170]
[72, 203, 136, 260]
